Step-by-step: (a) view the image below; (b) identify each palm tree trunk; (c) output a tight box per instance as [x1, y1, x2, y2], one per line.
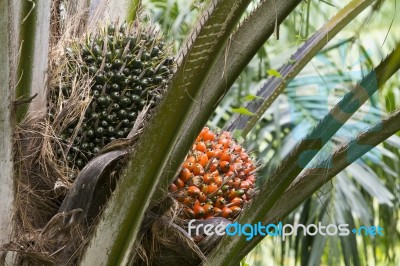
[0, 0, 15, 252]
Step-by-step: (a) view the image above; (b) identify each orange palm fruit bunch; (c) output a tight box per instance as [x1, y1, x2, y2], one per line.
[169, 127, 257, 220]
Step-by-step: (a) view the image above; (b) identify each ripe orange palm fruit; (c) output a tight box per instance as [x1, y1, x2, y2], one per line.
[169, 127, 257, 220]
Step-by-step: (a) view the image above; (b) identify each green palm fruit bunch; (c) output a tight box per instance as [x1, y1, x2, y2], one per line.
[51, 22, 174, 173]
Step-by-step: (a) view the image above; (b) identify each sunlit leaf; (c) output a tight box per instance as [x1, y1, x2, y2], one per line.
[243, 94, 264, 101]
[232, 107, 256, 116]
[266, 69, 282, 78]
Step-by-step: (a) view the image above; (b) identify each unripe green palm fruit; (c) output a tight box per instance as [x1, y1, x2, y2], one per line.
[51, 22, 174, 173]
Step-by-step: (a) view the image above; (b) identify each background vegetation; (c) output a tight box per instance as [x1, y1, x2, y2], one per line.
[143, 0, 400, 265]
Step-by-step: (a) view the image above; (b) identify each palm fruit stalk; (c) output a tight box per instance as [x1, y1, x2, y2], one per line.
[169, 127, 257, 221]
[50, 22, 174, 173]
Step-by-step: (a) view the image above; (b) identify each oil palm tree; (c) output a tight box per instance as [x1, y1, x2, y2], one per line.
[0, 0, 399, 265]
